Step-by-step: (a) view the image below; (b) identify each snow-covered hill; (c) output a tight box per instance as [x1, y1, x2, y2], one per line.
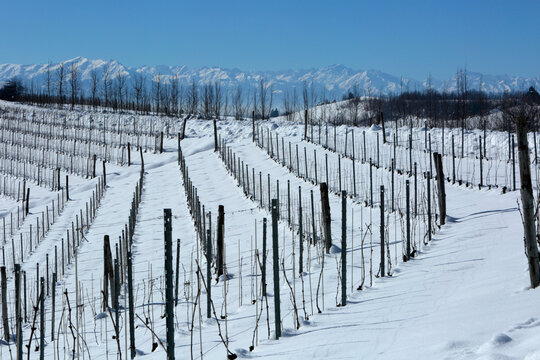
[1, 57, 539, 104]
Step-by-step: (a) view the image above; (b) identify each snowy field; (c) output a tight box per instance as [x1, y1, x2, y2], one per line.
[0, 100, 539, 360]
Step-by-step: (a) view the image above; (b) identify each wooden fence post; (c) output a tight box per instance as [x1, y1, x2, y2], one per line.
[512, 134, 516, 191]
[65, 175, 69, 201]
[128, 142, 131, 166]
[51, 273, 56, 341]
[271, 199, 281, 339]
[380, 186, 385, 276]
[252, 111, 255, 142]
[40, 277, 45, 360]
[213, 119, 218, 152]
[15, 264, 22, 360]
[127, 250, 136, 359]
[164, 209, 175, 359]
[175, 239, 180, 307]
[217, 205, 225, 278]
[406, 180, 411, 261]
[304, 110, 308, 141]
[298, 187, 303, 274]
[0, 266, 8, 342]
[262, 218, 267, 296]
[103, 160, 107, 187]
[452, 134, 456, 183]
[427, 171, 432, 242]
[320, 183, 332, 253]
[433, 152, 446, 225]
[25, 188, 30, 216]
[103, 235, 113, 311]
[516, 115, 540, 288]
[341, 191, 347, 305]
[206, 229, 212, 318]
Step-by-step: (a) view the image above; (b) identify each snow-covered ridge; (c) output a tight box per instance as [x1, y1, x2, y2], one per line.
[1, 57, 539, 102]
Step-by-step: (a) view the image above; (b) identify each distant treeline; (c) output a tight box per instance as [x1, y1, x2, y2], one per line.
[1, 64, 539, 132]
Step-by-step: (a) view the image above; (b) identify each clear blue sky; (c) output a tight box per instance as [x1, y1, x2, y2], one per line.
[2, 0, 539, 79]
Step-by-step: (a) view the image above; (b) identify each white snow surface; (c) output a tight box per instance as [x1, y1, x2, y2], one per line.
[0, 102, 539, 360]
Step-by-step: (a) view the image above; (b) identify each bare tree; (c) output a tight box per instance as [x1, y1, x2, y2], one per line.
[45, 62, 52, 104]
[90, 70, 99, 110]
[188, 79, 198, 116]
[347, 83, 361, 126]
[283, 89, 295, 122]
[69, 62, 79, 110]
[132, 72, 145, 113]
[153, 74, 163, 114]
[102, 64, 112, 108]
[213, 82, 223, 119]
[233, 85, 244, 120]
[170, 73, 180, 115]
[115, 72, 127, 111]
[259, 78, 269, 120]
[202, 83, 213, 119]
[56, 62, 65, 105]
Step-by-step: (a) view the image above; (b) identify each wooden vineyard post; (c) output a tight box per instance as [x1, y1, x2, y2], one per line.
[40, 277, 45, 360]
[427, 171, 432, 242]
[320, 183, 332, 253]
[181, 116, 189, 140]
[262, 218, 267, 296]
[103, 160, 107, 187]
[103, 235, 113, 311]
[380, 186, 385, 276]
[206, 229, 212, 318]
[127, 250, 136, 359]
[66, 175, 69, 201]
[0, 266, 8, 342]
[512, 134, 516, 191]
[26, 188, 30, 215]
[15, 264, 22, 360]
[363, 131, 366, 163]
[139, 146, 144, 170]
[164, 209, 175, 359]
[160, 131, 164, 153]
[175, 239, 180, 307]
[452, 134, 456, 183]
[369, 159, 373, 207]
[391, 158, 395, 212]
[217, 205, 225, 278]
[213, 119, 218, 152]
[516, 115, 540, 288]
[93, 154, 97, 178]
[252, 111, 255, 142]
[433, 152, 446, 225]
[381, 111, 386, 143]
[128, 142, 131, 166]
[479, 136, 483, 188]
[341, 191, 347, 305]
[271, 199, 281, 339]
[51, 273, 56, 341]
[298, 187, 303, 274]
[406, 180, 411, 261]
[304, 109, 308, 141]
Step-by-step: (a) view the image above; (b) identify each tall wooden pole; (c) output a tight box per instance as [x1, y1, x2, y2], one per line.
[271, 199, 281, 339]
[516, 115, 540, 288]
[164, 209, 175, 359]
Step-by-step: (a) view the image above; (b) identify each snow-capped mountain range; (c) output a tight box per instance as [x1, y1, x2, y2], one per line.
[1, 57, 538, 104]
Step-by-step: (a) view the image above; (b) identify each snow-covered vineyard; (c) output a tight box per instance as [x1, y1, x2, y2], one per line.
[0, 100, 539, 360]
